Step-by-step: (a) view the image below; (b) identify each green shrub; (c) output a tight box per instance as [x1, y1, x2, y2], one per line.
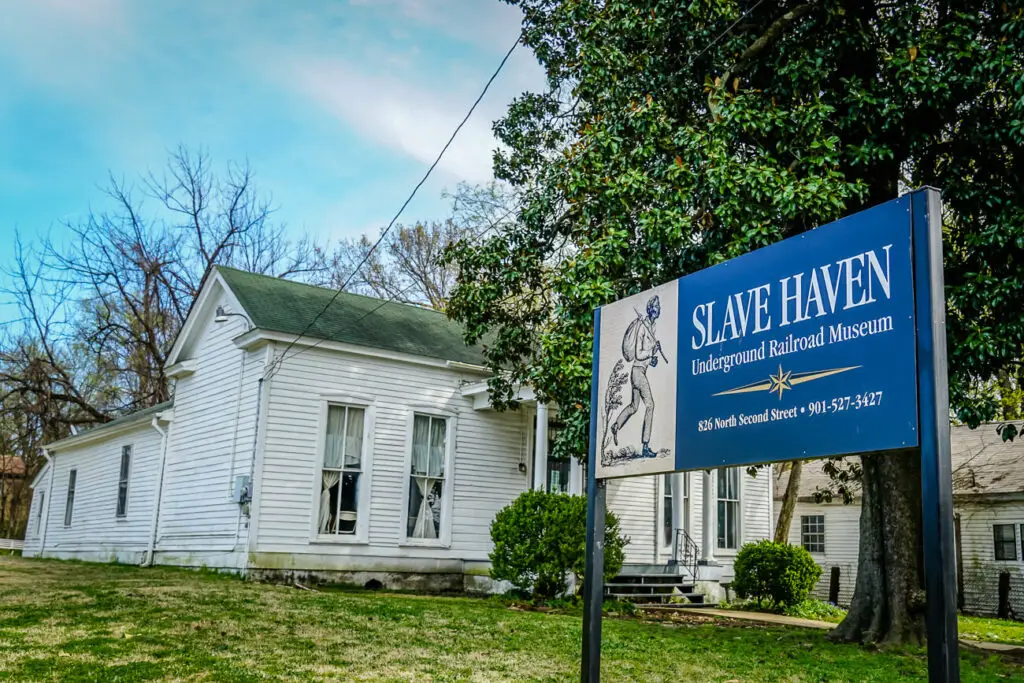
[731, 540, 822, 609]
[489, 490, 628, 601]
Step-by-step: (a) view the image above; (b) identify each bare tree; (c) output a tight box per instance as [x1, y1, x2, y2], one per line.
[38, 146, 331, 412]
[332, 220, 465, 309]
[330, 182, 520, 310]
[0, 147, 333, 537]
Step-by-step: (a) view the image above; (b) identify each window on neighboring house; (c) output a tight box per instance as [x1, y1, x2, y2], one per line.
[663, 474, 673, 547]
[994, 524, 1017, 561]
[116, 445, 131, 517]
[535, 417, 568, 493]
[317, 405, 365, 536]
[35, 491, 45, 536]
[64, 469, 77, 527]
[801, 515, 826, 554]
[407, 414, 448, 540]
[717, 468, 740, 550]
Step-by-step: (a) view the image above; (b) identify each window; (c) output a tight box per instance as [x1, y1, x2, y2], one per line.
[35, 491, 45, 536]
[801, 515, 826, 554]
[663, 474, 674, 547]
[536, 418, 567, 493]
[64, 469, 77, 527]
[407, 414, 448, 540]
[317, 405, 365, 536]
[717, 468, 740, 550]
[116, 445, 131, 517]
[994, 524, 1017, 561]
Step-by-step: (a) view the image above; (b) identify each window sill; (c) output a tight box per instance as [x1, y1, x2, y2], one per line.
[310, 536, 368, 546]
[400, 539, 451, 550]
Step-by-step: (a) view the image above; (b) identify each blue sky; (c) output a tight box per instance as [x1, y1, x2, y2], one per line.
[0, 0, 544, 318]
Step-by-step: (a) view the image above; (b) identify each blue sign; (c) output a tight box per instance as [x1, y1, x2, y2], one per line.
[674, 196, 919, 469]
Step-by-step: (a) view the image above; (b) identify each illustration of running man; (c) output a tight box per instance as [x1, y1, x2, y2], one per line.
[610, 295, 668, 458]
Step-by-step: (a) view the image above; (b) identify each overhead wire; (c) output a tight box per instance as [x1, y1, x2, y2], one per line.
[269, 32, 523, 374]
[267, 2, 771, 375]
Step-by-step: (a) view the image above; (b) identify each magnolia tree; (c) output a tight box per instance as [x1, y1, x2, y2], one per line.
[446, 0, 1024, 645]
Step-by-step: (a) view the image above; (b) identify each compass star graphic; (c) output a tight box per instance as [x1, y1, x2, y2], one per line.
[768, 365, 793, 399]
[712, 365, 862, 399]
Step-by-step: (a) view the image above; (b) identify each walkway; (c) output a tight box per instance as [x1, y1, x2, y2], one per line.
[649, 606, 1024, 658]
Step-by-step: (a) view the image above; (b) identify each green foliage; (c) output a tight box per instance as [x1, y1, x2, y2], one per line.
[782, 598, 847, 623]
[446, 0, 1024, 462]
[488, 490, 627, 601]
[731, 540, 822, 609]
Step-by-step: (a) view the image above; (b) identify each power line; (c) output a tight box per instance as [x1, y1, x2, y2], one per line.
[271, 32, 522, 370]
[268, 210, 516, 373]
[269, 4, 769, 374]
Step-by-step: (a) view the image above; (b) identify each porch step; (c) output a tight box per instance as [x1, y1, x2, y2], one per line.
[605, 576, 704, 604]
[636, 602, 719, 610]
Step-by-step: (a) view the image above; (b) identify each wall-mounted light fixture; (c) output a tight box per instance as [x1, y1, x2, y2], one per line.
[214, 305, 253, 331]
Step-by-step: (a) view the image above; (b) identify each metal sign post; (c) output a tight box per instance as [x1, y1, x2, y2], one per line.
[581, 308, 605, 683]
[912, 189, 960, 682]
[581, 189, 959, 682]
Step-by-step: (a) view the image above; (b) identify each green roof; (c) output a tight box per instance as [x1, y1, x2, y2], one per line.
[216, 266, 486, 366]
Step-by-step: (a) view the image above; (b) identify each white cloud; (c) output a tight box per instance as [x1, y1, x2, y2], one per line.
[347, 0, 526, 50]
[288, 54, 530, 183]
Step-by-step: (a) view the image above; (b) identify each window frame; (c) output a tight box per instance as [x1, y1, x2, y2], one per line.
[993, 523, 1018, 562]
[716, 467, 742, 552]
[308, 397, 376, 544]
[115, 444, 132, 518]
[658, 473, 688, 554]
[64, 469, 77, 528]
[800, 514, 826, 554]
[400, 408, 457, 548]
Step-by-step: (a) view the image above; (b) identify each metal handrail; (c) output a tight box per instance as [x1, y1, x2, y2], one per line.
[673, 528, 700, 582]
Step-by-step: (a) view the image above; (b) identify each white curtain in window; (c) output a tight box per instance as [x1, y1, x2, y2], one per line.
[319, 471, 340, 533]
[345, 408, 364, 467]
[324, 407, 346, 469]
[412, 477, 440, 539]
[410, 416, 446, 539]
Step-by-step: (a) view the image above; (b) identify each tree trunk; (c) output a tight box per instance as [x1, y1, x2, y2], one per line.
[830, 450, 926, 645]
[774, 460, 802, 543]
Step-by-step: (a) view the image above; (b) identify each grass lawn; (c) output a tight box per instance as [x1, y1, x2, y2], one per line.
[723, 599, 1024, 643]
[0, 557, 1021, 682]
[961, 615, 1024, 647]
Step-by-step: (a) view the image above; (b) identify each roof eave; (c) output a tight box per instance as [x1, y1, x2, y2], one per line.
[235, 328, 490, 373]
[44, 405, 173, 453]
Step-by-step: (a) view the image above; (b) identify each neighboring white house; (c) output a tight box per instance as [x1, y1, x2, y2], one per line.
[23, 266, 773, 593]
[774, 427, 1024, 617]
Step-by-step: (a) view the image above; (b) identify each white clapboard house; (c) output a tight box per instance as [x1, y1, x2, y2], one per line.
[22, 267, 772, 595]
[775, 427, 1024, 617]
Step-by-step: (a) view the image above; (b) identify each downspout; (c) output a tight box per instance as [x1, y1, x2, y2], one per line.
[226, 340, 249, 496]
[144, 416, 171, 567]
[243, 344, 275, 557]
[38, 450, 53, 558]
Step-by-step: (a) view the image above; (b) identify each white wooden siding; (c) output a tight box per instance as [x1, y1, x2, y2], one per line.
[779, 497, 1024, 615]
[157, 287, 262, 554]
[607, 468, 772, 578]
[34, 422, 163, 561]
[21, 470, 49, 557]
[253, 344, 530, 567]
[779, 501, 861, 606]
[957, 500, 1024, 617]
[607, 475, 658, 564]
